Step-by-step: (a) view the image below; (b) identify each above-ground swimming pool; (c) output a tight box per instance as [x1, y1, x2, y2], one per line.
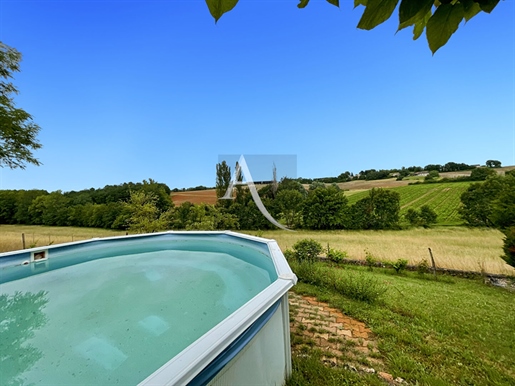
[0, 231, 297, 385]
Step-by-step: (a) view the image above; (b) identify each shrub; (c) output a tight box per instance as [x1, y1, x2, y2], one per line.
[417, 259, 430, 275]
[290, 260, 387, 303]
[365, 250, 376, 270]
[334, 272, 388, 303]
[470, 167, 496, 181]
[390, 258, 409, 274]
[425, 170, 440, 181]
[291, 239, 323, 263]
[327, 245, 348, 263]
[405, 205, 438, 228]
[405, 208, 420, 226]
[290, 261, 325, 287]
[283, 249, 295, 261]
[419, 205, 438, 227]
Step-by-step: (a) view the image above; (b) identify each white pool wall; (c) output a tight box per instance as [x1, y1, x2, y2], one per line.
[138, 231, 297, 385]
[0, 231, 297, 385]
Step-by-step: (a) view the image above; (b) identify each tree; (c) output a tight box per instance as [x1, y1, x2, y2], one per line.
[122, 190, 168, 233]
[405, 205, 438, 227]
[425, 170, 440, 181]
[215, 160, 231, 198]
[486, 159, 501, 168]
[349, 188, 401, 230]
[276, 189, 305, 228]
[419, 205, 438, 226]
[0, 42, 41, 169]
[470, 167, 496, 181]
[204, 0, 501, 54]
[459, 177, 504, 227]
[424, 164, 442, 172]
[28, 191, 71, 226]
[302, 185, 348, 230]
[490, 175, 515, 229]
[501, 226, 515, 267]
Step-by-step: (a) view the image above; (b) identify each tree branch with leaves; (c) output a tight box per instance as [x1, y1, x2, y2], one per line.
[0, 41, 42, 169]
[205, 0, 501, 54]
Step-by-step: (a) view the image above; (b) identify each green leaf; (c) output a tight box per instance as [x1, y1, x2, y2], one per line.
[205, 0, 239, 22]
[426, 3, 465, 54]
[476, 0, 500, 14]
[354, 0, 368, 8]
[399, 0, 434, 24]
[298, 0, 310, 8]
[357, 0, 400, 30]
[326, 0, 339, 7]
[413, 10, 431, 40]
[462, 0, 481, 21]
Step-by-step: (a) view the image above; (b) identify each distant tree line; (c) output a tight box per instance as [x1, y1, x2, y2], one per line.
[411, 166, 499, 185]
[0, 176, 406, 232]
[283, 160, 501, 185]
[170, 160, 503, 192]
[0, 179, 172, 229]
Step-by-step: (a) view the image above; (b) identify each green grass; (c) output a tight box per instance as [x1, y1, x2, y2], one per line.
[287, 350, 385, 386]
[345, 182, 472, 226]
[287, 263, 515, 385]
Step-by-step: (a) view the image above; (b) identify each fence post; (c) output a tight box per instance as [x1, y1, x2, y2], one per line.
[22, 233, 26, 249]
[428, 247, 437, 278]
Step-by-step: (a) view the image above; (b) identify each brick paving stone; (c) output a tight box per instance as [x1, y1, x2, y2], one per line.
[337, 329, 353, 337]
[314, 333, 330, 341]
[378, 372, 394, 383]
[289, 291, 384, 376]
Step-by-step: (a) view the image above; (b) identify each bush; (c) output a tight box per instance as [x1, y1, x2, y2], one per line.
[291, 260, 326, 286]
[291, 239, 323, 263]
[390, 258, 409, 274]
[405, 208, 420, 225]
[290, 260, 387, 303]
[365, 250, 376, 270]
[333, 272, 388, 303]
[470, 167, 496, 181]
[417, 259, 430, 275]
[283, 249, 295, 261]
[425, 170, 440, 181]
[419, 205, 438, 227]
[405, 205, 438, 228]
[327, 245, 348, 263]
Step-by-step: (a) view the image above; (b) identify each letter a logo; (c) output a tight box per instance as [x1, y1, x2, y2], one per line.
[220, 155, 291, 231]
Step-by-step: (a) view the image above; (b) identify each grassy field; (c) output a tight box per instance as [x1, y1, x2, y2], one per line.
[0, 225, 125, 253]
[287, 263, 515, 385]
[251, 228, 514, 276]
[345, 182, 471, 226]
[1, 225, 512, 276]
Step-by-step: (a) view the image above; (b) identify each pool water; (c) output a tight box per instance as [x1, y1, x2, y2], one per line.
[0, 243, 275, 385]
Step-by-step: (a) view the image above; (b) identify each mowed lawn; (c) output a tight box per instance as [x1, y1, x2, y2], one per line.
[288, 264, 515, 385]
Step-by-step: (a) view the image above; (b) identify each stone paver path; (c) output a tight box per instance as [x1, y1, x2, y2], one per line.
[289, 292, 402, 384]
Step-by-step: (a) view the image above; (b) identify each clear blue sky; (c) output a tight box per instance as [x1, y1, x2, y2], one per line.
[1, 1, 514, 192]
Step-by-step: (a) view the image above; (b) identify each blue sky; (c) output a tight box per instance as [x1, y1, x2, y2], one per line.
[1, 1, 514, 192]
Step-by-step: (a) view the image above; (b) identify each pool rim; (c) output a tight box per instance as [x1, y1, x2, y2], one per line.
[0, 230, 297, 385]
